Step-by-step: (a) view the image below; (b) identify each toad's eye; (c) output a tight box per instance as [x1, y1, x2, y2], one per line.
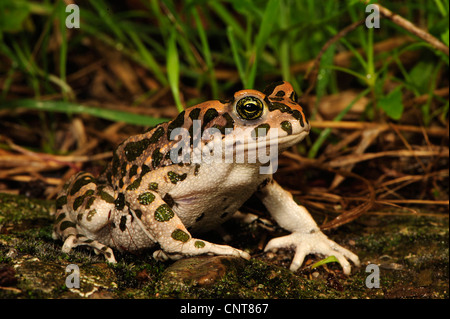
[236, 96, 264, 120]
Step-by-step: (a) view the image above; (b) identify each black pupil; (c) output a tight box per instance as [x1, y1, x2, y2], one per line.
[244, 101, 259, 114]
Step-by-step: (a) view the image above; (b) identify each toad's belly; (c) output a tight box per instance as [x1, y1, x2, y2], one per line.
[172, 186, 256, 233]
[167, 162, 267, 232]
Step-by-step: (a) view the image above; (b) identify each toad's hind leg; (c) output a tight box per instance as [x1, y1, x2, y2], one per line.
[53, 172, 117, 263]
[126, 189, 250, 260]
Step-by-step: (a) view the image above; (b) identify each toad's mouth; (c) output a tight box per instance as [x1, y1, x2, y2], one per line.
[224, 129, 310, 155]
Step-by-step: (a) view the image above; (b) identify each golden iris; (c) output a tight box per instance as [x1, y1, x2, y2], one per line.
[236, 96, 264, 120]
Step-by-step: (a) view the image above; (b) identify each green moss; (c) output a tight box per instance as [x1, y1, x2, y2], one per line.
[0, 193, 52, 223]
[0, 193, 448, 299]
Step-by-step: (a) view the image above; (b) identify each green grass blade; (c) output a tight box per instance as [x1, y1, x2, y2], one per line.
[127, 30, 168, 86]
[433, 0, 448, 16]
[311, 43, 337, 120]
[11, 40, 40, 97]
[366, 26, 375, 88]
[58, 1, 69, 99]
[161, 0, 199, 70]
[227, 26, 247, 88]
[1, 67, 16, 100]
[254, 0, 279, 52]
[325, 25, 367, 70]
[310, 256, 339, 270]
[279, 0, 290, 82]
[90, 0, 126, 42]
[192, 7, 218, 98]
[209, 1, 245, 42]
[247, 0, 279, 88]
[1, 99, 169, 127]
[166, 28, 184, 112]
[324, 65, 368, 83]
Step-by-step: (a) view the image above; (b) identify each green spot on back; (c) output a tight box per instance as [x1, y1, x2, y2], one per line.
[138, 192, 156, 205]
[167, 171, 187, 184]
[290, 91, 298, 103]
[148, 182, 158, 191]
[154, 204, 174, 222]
[120, 161, 127, 177]
[171, 229, 190, 242]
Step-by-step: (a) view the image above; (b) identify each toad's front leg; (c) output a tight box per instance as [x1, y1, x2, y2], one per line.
[257, 180, 360, 275]
[125, 190, 250, 261]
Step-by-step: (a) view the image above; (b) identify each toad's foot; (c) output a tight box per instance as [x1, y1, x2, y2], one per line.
[264, 231, 360, 275]
[153, 240, 250, 262]
[62, 234, 117, 263]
